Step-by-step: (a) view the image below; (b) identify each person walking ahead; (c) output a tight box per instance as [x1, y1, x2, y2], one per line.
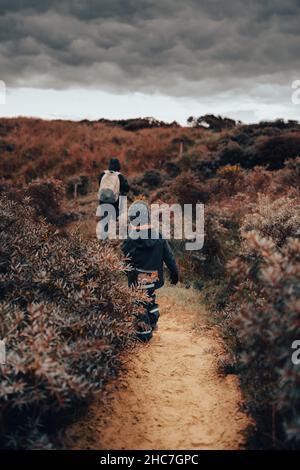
[96, 158, 129, 238]
[98, 157, 129, 217]
[122, 200, 179, 341]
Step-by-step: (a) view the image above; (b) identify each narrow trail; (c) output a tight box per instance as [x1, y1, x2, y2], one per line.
[69, 286, 249, 450]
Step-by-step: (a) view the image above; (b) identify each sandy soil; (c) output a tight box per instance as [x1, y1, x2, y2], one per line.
[68, 286, 249, 450]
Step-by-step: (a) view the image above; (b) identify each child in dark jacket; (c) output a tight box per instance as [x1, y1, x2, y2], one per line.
[122, 201, 179, 341]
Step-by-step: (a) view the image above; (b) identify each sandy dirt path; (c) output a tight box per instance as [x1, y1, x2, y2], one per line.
[68, 286, 249, 450]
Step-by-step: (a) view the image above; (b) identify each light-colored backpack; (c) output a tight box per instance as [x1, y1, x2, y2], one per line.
[98, 170, 120, 203]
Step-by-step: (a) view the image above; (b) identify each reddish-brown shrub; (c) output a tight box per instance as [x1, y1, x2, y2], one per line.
[224, 196, 300, 448]
[0, 195, 141, 449]
[24, 178, 65, 223]
[253, 134, 300, 169]
[168, 171, 209, 205]
[242, 195, 300, 247]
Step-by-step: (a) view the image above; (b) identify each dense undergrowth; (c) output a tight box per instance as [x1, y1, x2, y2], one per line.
[0, 191, 142, 449]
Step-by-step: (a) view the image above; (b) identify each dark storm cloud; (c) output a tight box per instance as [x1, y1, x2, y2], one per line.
[0, 0, 299, 94]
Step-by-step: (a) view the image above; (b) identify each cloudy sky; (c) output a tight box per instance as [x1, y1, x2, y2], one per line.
[0, 0, 299, 124]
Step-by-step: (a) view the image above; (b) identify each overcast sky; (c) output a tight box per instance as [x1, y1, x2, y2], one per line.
[0, 0, 299, 124]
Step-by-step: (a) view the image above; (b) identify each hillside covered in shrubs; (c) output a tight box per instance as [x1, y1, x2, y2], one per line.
[1, 116, 300, 185]
[1, 115, 300, 449]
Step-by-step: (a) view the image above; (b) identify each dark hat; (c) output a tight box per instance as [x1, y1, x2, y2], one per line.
[108, 158, 121, 171]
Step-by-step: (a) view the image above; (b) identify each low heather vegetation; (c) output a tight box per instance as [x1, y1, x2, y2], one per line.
[1, 115, 300, 448]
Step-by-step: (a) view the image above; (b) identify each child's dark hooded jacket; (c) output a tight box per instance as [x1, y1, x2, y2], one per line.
[122, 228, 179, 288]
